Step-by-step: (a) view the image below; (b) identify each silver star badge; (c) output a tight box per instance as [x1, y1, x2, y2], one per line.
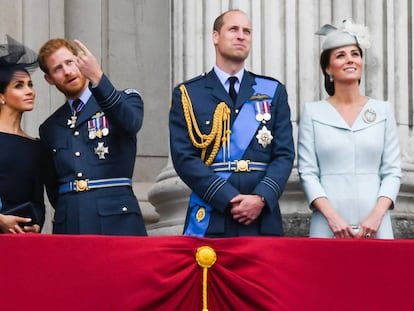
[94, 142, 109, 159]
[256, 126, 273, 148]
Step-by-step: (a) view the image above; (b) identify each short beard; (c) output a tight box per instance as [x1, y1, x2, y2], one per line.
[56, 76, 88, 98]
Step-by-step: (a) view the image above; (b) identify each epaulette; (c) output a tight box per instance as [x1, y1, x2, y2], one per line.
[181, 72, 208, 85]
[248, 71, 281, 83]
[123, 88, 141, 95]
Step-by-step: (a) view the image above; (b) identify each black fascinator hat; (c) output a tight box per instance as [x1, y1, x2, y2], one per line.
[0, 35, 38, 93]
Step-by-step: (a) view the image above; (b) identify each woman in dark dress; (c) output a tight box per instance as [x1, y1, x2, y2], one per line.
[0, 36, 45, 233]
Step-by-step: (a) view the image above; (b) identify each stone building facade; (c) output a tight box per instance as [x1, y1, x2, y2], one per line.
[2, 0, 414, 237]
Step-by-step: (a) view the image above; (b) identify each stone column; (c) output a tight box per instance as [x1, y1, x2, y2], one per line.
[147, 157, 189, 235]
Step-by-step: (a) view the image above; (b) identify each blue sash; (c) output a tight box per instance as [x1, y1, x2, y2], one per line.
[184, 77, 279, 236]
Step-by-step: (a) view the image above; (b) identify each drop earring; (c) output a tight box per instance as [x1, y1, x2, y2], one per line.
[329, 75, 334, 82]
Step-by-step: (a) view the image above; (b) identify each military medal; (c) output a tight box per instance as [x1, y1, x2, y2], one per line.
[256, 125, 273, 148]
[67, 99, 85, 128]
[67, 115, 77, 128]
[96, 129, 103, 138]
[89, 130, 96, 140]
[262, 101, 271, 121]
[363, 108, 376, 123]
[102, 116, 109, 136]
[94, 141, 109, 159]
[95, 115, 103, 138]
[255, 102, 264, 121]
[88, 119, 96, 139]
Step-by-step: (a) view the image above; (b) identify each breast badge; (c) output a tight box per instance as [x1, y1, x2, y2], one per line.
[94, 142, 109, 159]
[196, 207, 206, 222]
[363, 108, 376, 123]
[256, 126, 273, 148]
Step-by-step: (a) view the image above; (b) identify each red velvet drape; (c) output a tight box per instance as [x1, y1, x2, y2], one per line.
[1, 235, 413, 310]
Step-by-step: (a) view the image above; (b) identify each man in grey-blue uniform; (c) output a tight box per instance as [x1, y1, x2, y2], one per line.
[38, 38, 147, 235]
[169, 10, 295, 237]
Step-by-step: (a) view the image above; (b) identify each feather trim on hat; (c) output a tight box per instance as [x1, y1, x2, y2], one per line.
[316, 19, 371, 50]
[341, 19, 371, 49]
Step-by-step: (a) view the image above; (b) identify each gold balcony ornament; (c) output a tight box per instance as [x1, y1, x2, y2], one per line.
[196, 246, 217, 311]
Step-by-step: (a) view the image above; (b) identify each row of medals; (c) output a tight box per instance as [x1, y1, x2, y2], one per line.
[68, 112, 110, 159]
[68, 112, 109, 139]
[88, 112, 109, 139]
[254, 100, 273, 148]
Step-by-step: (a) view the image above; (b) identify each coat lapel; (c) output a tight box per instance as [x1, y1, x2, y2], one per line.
[312, 101, 350, 130]
[205, 70, 232, 105]
[236, 71, 255, 109]
[53, 104, 73, 129]
[55, 97, 101, 130]
[205, 69, 255, 109]
[312, 99, 386, 131]
[352, 99, 386, 131]
[75, 97, 101, 127]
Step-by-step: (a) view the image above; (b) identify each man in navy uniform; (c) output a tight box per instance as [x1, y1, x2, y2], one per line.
[169, 9, 295, 237]
[38, 38, 147, 235]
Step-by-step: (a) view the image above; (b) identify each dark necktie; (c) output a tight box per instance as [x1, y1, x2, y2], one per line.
[228, 76, 238, 103]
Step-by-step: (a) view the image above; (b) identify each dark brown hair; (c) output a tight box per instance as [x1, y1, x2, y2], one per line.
[320, 46, 363, 96]
[0, 68, 30, 94]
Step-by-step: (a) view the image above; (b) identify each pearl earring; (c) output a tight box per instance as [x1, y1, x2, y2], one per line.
[329, 75, 334, 83]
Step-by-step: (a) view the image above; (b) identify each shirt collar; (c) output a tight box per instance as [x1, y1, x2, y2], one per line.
[213, 66, 244, 92]
[67, 87, 92, 107]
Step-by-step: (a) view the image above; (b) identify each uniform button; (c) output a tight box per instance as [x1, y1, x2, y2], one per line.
[52, 149, 57, 153]
[122, 207, 128, 212]
[235, 109, 239, 114]
[77, 172, 83, 178]
[75, 151, 81, 157]
[206, 120, 210, 125]
[74, 131, 80, 136]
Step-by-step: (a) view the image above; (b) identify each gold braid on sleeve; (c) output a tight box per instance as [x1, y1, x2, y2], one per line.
[179, 84, 231, 166]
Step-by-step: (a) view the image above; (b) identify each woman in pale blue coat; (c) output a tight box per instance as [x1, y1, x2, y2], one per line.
[298, 20, 401, 239]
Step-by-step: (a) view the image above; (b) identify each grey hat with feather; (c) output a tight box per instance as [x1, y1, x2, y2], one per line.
[316, 19, 371, 51]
